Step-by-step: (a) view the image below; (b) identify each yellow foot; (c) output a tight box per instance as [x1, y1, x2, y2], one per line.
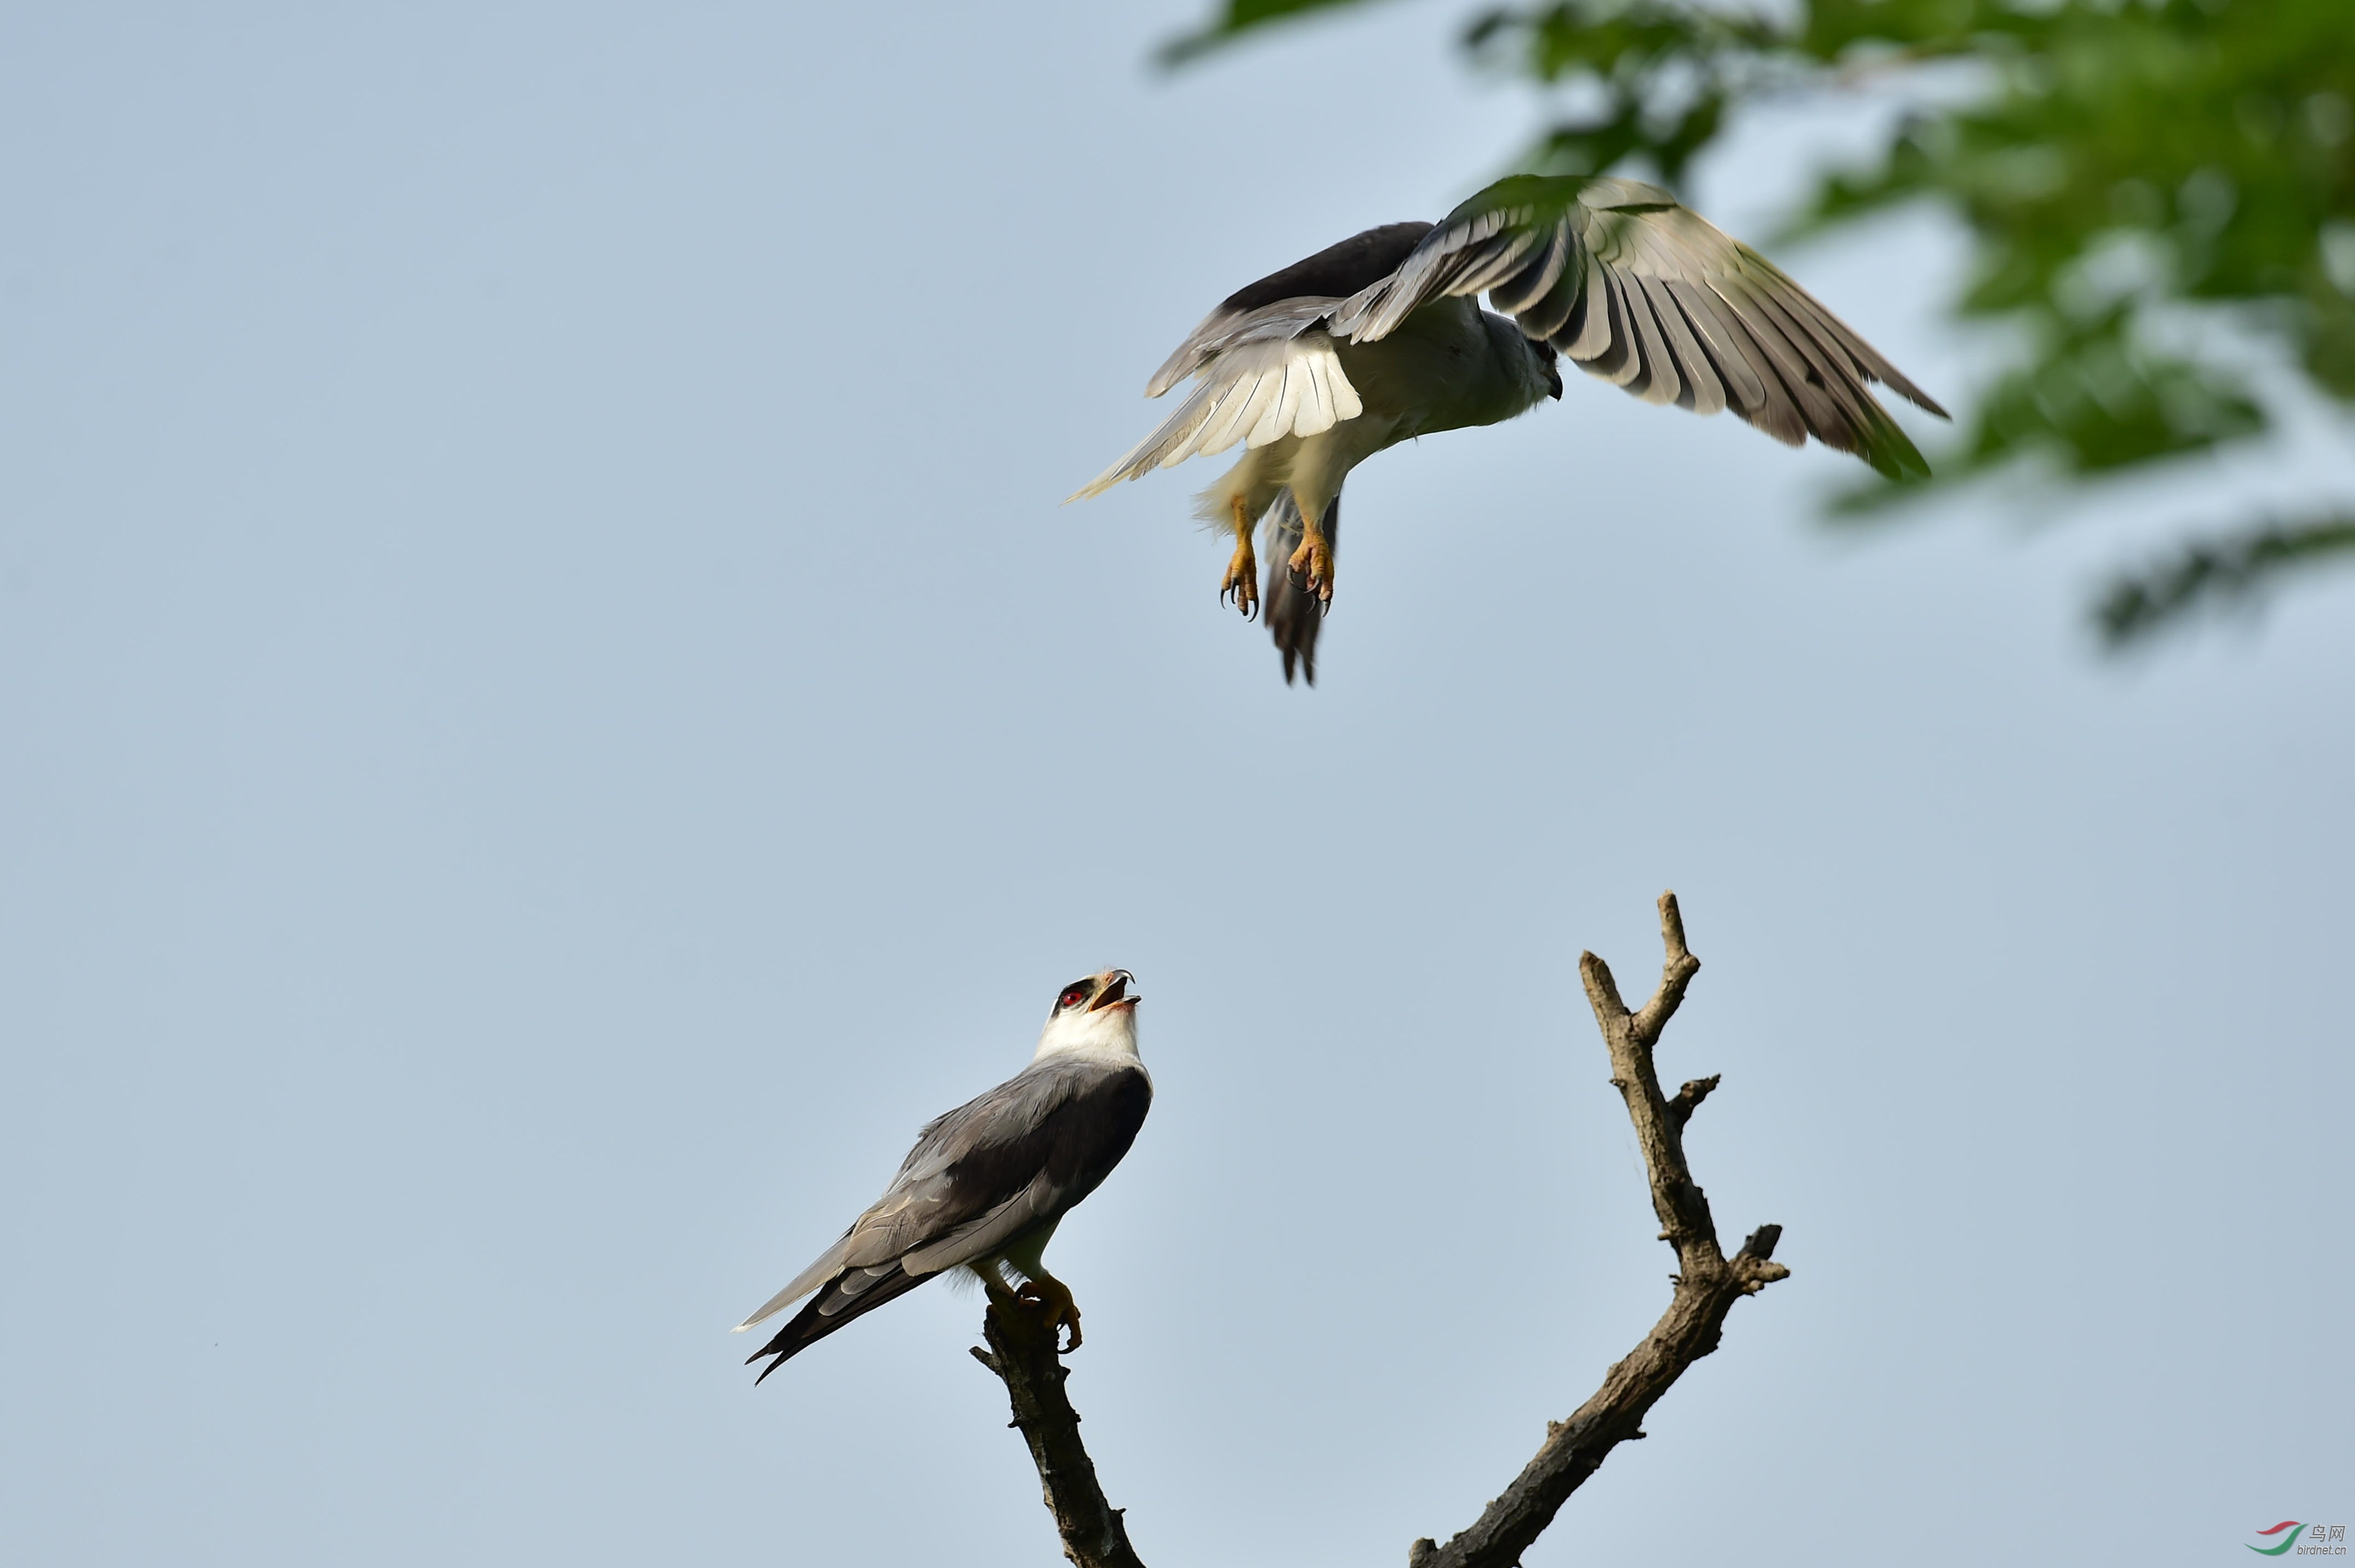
[1286, 528, 1334, 607]
[1221, 496, 1260, 619]
[1220, 542, 1259, 619]
[1016, 1276, 1083, 1354]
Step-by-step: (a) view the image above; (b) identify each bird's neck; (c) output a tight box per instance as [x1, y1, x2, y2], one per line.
[1031, 1017, 1144, 1068]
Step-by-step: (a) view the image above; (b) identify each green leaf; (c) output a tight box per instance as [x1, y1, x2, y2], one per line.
[1173, 0, 2355, 619]
[2097, 515, 2355, 645]
[1158, 0, 1402, 66]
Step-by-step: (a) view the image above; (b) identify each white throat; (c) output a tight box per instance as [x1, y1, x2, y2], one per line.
[1033, 1005, 1143, 1067]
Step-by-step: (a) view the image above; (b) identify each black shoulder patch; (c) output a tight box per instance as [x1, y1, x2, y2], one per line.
[1219, 222, 1436, 313]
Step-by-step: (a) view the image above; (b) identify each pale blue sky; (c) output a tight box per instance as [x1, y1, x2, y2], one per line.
[2, 5, 2349, 1565]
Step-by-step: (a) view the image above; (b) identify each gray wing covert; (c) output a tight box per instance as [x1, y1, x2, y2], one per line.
[1143, 221, 1435, 398]
[1330, 175, 1948, 478]
[1068, 223, 1435, 500]
[739, 1059, 1151, 1380]
[885, 1058, 1151, 1278]
[734, 1069, 1058, 1332]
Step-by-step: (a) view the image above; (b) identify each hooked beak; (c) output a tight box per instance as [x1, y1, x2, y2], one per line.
[1531, 338, 1564, 401]
[1089, 970, 1140, 1011]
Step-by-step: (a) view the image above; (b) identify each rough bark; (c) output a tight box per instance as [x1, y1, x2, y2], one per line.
[1404, 891, 1789, 1568]
[971, 1300, 1148, 1568]
[971, 891, 1787, 1568]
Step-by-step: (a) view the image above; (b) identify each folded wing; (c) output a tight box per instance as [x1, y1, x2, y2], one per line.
[736, 1058, 1150, 1379]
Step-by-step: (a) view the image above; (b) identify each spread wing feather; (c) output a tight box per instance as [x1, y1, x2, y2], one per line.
[1141, 221, 1434, 398]
[1330, 175, 1948, 478]
[1066, 305, 1363, 502]
[1070, 224, 1436, 502]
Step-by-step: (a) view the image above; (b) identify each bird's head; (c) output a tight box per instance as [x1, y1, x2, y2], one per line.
[1034, 969, 1143, 1062]
[1531, 338, 1563, 400]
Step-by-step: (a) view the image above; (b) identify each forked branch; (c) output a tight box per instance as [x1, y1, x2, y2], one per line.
[972, 892, 1788, 1568]
[1401, 891, 1786, 1568]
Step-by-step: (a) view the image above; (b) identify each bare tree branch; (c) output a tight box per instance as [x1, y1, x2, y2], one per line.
[1404, 891, 1788, 1568]
[1667, 1073, 1721, 1132]
[971, 1301, 1148, 1568]
[970, 891, 1786, 1568]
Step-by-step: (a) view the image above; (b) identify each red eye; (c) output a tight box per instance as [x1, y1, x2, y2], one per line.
[1057, 985, 1090, 1011]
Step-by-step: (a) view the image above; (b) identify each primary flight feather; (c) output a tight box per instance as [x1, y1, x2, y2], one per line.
[1070, 174, 1948, 684]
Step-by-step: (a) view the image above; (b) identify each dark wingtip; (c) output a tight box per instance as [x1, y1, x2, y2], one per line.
[741, 1262, 933, 1387]
[1863, 411, 1933, 482]
[1905, 385, 1953, 422]
[741, 1288, 826, 1386]
[746, 1327, 799, 1385]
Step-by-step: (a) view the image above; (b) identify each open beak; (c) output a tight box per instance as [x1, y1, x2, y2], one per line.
[1089, 970, 1140, 1011]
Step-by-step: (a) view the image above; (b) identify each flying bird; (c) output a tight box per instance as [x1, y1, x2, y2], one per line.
[736, 969, 1150, 1382]
[1069, 174, 1948, 683]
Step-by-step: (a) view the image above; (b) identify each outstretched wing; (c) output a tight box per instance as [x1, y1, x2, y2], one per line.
[1068, 304, 1362, 500]
[1331, 176, 1948, 478]
[736, 1058, 1150, 1379]
[1068, 223, 1433, 501]
[1144, 221, 1434, 398]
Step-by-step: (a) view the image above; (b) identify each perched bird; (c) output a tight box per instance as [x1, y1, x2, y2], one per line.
[1070, 174, 1948, 683]
[736, 970, 1150, 1382]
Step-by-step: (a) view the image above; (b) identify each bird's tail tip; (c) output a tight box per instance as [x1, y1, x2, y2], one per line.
[1263, 489, 1333, 688]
